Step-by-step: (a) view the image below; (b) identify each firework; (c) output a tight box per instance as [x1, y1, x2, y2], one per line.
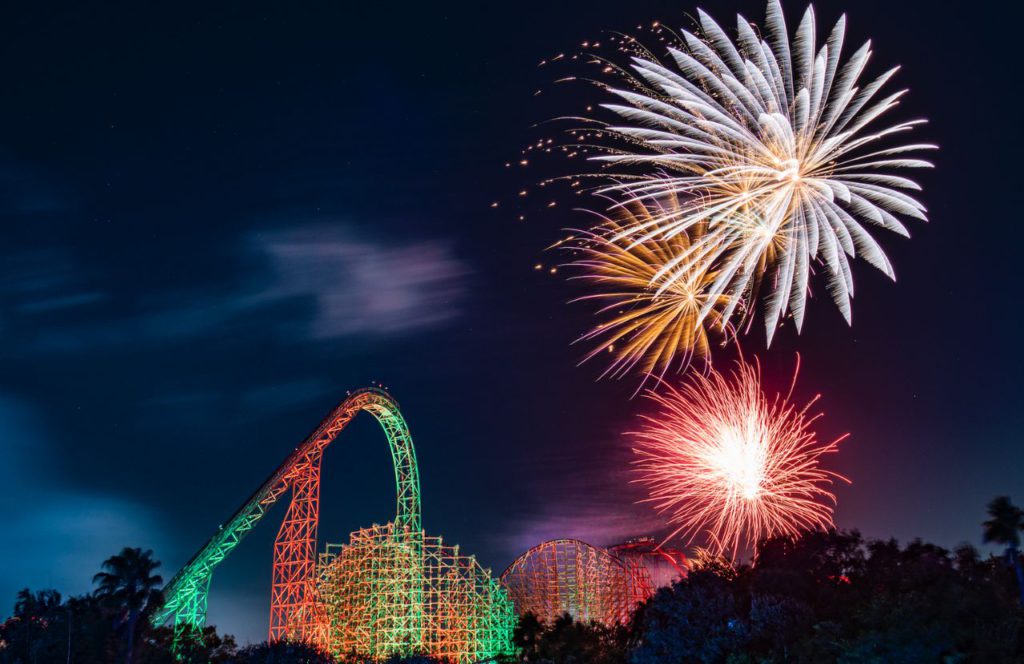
[576, 0, 935, 342]
[564, 193, 734, 386]
[632, 357, 847, 559]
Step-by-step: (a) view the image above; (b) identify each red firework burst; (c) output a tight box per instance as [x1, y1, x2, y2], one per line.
[632, 357, 849, 559]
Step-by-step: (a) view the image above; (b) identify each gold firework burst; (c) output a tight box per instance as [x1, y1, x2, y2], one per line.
[565, 193, 735, 386]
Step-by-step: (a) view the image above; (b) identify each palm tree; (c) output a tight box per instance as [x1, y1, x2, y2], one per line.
[93, 547, 163, 664]
[13, 588, 62, 617]
[12, 589, 62, 664]
[983, 496, 1024, 604]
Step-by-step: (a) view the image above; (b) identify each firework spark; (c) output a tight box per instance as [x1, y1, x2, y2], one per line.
[632, 357, 848, 559]
[576, 0, 935, 342]
[563, 193, 734, 386]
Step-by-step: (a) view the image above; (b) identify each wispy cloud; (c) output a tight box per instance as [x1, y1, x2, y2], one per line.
[498, 503, 669, 557]
[3, 222, 469, 352]
[0, 249, 106, 315]
[246, 225, 467, 339]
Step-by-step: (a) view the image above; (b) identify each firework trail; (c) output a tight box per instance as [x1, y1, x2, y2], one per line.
[631, 356, 848, 559]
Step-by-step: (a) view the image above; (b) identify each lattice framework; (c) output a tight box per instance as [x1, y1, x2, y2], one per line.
[153, 388, 420, 646]
[154, 387, 514, 663]
[318, 522, 515, 664]
[500, 539, 654, 626]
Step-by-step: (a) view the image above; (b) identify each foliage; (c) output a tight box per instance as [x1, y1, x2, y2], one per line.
[1, 589, 70, 664]
[983, 496, 1024, 603]
[507, 612, 631, 664]
[231, 639, 335, 663]
[1, 589, 122, 663]
[984, 497, 1024, 548]
[3, 500, 1024, 663]
[138, 626, 237, 663]
[629, 530, 1024, 664]
[93, 547, 165, 664]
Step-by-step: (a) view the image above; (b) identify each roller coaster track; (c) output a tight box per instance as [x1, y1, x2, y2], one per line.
[153, 387, 421, 644]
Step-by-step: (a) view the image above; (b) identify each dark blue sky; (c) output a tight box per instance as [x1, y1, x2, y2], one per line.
[0, 0, 1021, 644]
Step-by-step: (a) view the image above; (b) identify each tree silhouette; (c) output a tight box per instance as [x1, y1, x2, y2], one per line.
[232, 639, 335, 663]
[13, 589, 61, 618]
[983, 496, 1024, 603]
[2, 524, 1023, 664]
[512, 612, 544, 661]
[7, 589, 64, 664]
[93, 547, 164, 664]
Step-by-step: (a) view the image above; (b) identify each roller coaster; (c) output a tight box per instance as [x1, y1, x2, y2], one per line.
[500, 539, 654, 626]
[500, 538, 688, 627]
[154, 387, 514, 663]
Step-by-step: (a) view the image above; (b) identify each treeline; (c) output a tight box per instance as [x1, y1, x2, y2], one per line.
[514, 532, 1023, 663]
[512, 497, 1024, 663]
[3, 498, 1024, 663]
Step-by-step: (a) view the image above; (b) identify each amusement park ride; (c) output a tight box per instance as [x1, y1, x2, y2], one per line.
[154, 387, 686, 662]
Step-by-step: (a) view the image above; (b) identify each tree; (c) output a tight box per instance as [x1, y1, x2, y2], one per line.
[508, 613, 628, 664]
[13, 589, 62, 618]
[135, 625, 237, 664]
[1, 589, 66, 664]
[230, 640, 335, 663]
[70, 592, 127, 662]
[629, 528, 1024, 663]
[93, 547, 164, 664]
[983, 496, 1024, 604]
[630, 564, 750, 664]
[3, 528, 1023, 663]
[512, 612, 545, 661]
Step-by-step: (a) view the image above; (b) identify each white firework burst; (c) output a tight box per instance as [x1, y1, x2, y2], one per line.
[588, 0, 935, 342]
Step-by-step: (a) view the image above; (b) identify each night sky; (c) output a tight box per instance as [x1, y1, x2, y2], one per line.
[1, 0, 1021, 644]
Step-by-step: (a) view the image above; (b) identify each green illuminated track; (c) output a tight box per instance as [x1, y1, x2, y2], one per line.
[153, 387, 421, 633]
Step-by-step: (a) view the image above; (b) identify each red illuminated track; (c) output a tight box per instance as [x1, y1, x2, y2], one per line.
[154, 387, 420, 645]
[500, 539, 654, 626]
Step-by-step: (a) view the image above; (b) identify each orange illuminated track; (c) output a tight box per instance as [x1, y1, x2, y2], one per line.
[269, 388, 421, 643]
[154, 387, 420, 645]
